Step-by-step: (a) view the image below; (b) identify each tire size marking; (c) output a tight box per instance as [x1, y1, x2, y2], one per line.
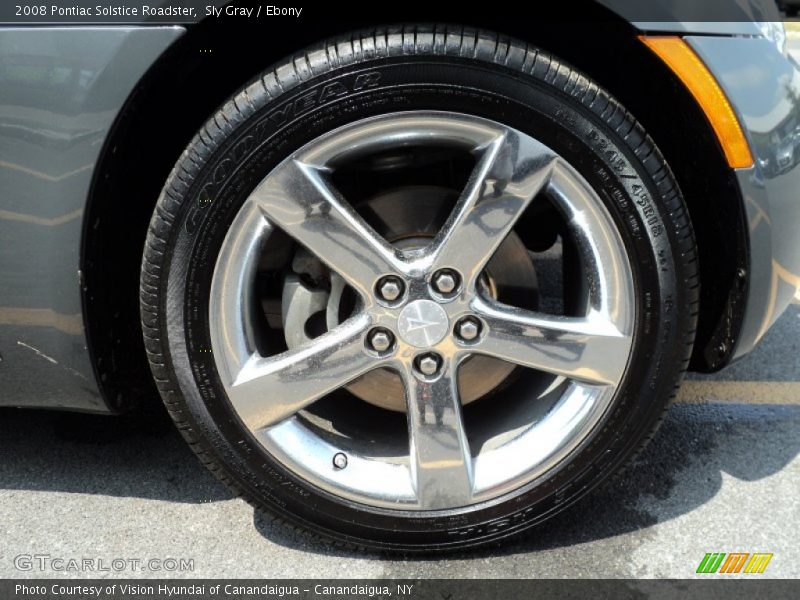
[586, 127, 664, 239]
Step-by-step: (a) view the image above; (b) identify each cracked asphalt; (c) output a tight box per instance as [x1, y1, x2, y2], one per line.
[0, 36, 799, 581]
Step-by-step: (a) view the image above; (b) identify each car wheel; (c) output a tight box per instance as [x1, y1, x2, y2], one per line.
[140, 26, 698, 551]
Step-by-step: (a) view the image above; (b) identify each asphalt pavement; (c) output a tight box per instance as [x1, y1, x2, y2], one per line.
[1, 37, 799, 582]
[1, 295, 798, 579]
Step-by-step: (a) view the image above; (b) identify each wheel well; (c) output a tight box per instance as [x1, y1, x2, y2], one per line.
[82, 12, 746, 411]
[521, 21, 749, 373]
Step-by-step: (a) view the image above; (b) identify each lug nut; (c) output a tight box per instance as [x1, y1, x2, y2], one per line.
[333, 453, 348, 469]
[432, 270, 459, 295]
[415, 353, 441, 377]
[456, 317, 481, 341]
[368, 329, 394, 353]
[377, 276, 403, 302]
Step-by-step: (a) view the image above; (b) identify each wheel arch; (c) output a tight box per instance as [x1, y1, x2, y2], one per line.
[82, 13, 746, 411]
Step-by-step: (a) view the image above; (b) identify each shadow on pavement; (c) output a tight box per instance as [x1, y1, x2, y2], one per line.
[252, 401, 800, 560]
[0, 402, 231, 504]
[0, 387, 798, 559]
[500, 402, 800, 553]
[1, 307, 799, 557]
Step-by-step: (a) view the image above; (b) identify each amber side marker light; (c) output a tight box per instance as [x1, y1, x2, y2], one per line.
[640, 35, 754, 169]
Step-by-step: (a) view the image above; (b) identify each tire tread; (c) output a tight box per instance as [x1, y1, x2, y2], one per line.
[140, 25, 699, 553]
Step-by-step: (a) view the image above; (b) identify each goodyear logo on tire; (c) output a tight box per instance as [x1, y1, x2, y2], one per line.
[696, 552, 773, 574]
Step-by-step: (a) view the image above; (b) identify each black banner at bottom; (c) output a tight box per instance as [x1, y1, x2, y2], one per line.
[2, 579, 799, 600]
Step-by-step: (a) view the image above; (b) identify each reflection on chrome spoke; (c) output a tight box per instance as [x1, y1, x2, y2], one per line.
[209, 111, 634, 510]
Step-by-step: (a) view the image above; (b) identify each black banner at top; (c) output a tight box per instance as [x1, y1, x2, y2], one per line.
[0, 0, 786, 25]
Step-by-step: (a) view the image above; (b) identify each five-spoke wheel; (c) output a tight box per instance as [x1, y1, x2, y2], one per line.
[142, 26, 696, 550]
[210, 113, 634, 510]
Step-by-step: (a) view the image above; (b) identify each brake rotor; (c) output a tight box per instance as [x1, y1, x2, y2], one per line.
[281, 186, 538, 412]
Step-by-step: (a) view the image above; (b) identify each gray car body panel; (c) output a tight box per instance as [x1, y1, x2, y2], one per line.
[0, 27, 184, 411]
[601, 0, 779, 34]
[0, 10, 797, 412]
[686, 35, 800, 359]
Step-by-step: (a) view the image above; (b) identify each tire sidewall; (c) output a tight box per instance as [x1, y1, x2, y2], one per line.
[158, 56, 688, 550]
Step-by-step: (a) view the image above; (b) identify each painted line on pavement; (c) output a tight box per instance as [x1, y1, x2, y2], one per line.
[678, 381, 800, 405]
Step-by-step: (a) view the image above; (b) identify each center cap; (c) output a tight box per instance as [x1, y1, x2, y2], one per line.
[397, 300, 449, 348]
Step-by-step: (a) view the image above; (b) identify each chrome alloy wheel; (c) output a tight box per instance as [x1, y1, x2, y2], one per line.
[209, 111, 635, 511]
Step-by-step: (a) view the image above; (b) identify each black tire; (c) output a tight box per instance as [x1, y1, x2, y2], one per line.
[140, 25, 698, 552]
